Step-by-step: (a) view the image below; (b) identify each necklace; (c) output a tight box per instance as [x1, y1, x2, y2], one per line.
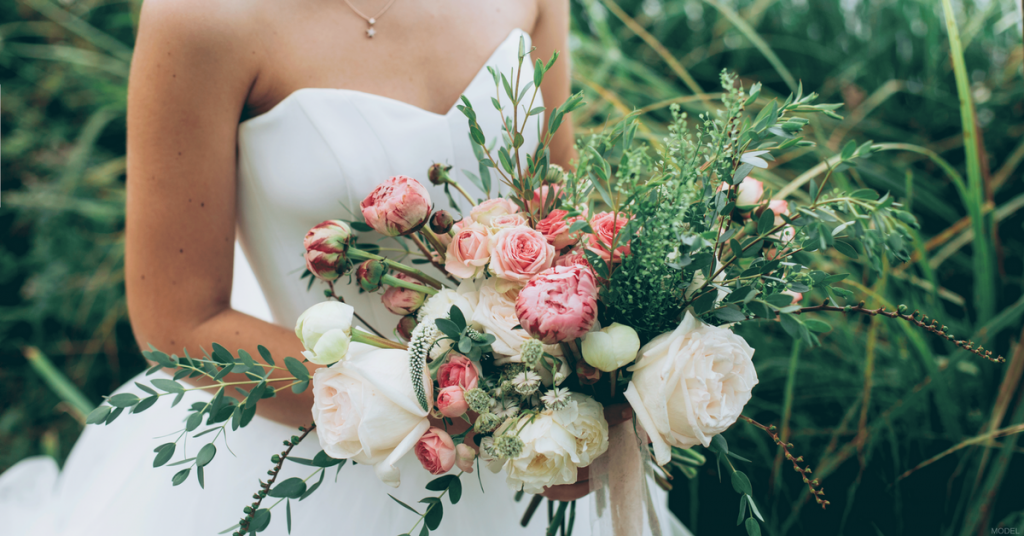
[343, 0, 399, 38]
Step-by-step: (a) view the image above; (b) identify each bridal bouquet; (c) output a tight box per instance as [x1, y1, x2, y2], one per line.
[87, 40, 1001, 536]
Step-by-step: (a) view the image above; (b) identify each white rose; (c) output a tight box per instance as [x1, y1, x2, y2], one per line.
[504, 413, 580, 493]
[581, 323, 641, 372]
[624, 312, 757, 466]
[295, 301, 354, 365]
[552, 393, 609, 467]
[416, 279, 480, 324]
[311, 348, 431, 487]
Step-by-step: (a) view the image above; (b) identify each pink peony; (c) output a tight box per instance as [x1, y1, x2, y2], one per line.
[489, 226, 557, 283]
[537, 210, 583, 250]
[303, 220, 352, 281]
[470, 198, 518, 226]
[586, 212, 633, 263]
[360, 176, 432, 237]
[719, 177, 765, 208]
[437, 386, 469, 418]
[437, 354, 479, 389]
[381, 273, 426, 316]
[455, 443, 476, 473]
[414, 427, 456, 475]
[445, 223, 491, 279]
[515, 265, 599, 344]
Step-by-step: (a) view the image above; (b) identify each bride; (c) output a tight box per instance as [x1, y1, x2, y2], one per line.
[1, 0, 688, 534]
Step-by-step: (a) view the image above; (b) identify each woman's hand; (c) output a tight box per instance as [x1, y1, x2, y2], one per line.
[539, 403, 634, 501]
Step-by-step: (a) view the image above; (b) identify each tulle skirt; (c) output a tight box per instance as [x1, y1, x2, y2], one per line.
[0, 370, 690, 536]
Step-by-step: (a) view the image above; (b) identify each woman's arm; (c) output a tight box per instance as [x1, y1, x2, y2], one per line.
[125, 0, 313, 427]
[532, 0, 577, 169]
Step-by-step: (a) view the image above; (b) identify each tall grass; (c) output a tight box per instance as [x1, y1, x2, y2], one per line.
[1, 0, 1022, 534]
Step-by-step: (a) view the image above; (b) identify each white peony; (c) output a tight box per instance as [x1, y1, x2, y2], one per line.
[311, 348, 431, 487]
[295, 301, 354, 365]
[552, 393, 609, 467]
[503, 412, 580, 493]
[580, 323, 641, 372]
[624, 312, 758, 466]
[416, 279, 480, 324]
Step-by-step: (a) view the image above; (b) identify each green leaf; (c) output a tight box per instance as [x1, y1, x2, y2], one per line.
[196, 443, 216, 468]
[779, 314, 803, 340]
[300, 468, 326, 501]
[849, 188, 879, 200]
[426, 475, 457, 491]
[197, 465, 205, 489]
[691, 290, 718, 314]
[804, 319, 832, 333]
[833, 239, 859, 259]
[152, 378, 185, 393]
[186, 412, 203, 432]
[135, 382, 157, 396]
[731, 471, 753, 495]
[757, 209, 775, 236]
[171, 468, 190, 486]
[211, 343, 234, 364]
[312, 450, 347, 468]
[388, 494, 421, 515]
[85, 405, 111, 424]
[291, 380, 309, 394]
[257, 345, 275, 366]
[765, 294, 794, 308]
[421, 498, 444, 530]
[745, 518, 762, 536]
[715, 306, 747, 323]
[284, 357, 310, 381]
[269, 477, 307, 499]
[434, 318, 462, 340]
[448, 305, 467, 330]
[250, 509, 271, 532]
[840, 140, 857, 160]
[448, 477, 462, 505]
[286, 499, 292, 534]
[153, 442, 175, 467]
[104, 406, 124, 425]
[108, 393, 139, 408]
[133, 395, 159, 414]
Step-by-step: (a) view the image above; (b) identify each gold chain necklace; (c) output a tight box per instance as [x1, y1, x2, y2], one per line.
[343, 0, 399, 38]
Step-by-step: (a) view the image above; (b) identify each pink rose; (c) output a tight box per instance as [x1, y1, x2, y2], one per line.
[555, 252, 591, 271]
[586, 212, 633, 263]
[437, 386, 469, 418]
[414, 427, 456, 475]
[489, 226, 556, 283]
[489, 213, 528, 231]
[437, 354, 479, 389]
[719, 177, 765, 209]
[530, 185, 562, 213]
[303, 220, 352, 281]
[767, 199, 789, 225]
[470, 198, 518, 226]
[455, 443, 476, 473]
[382, 273, 426, 316]
[515, 265, 599, 344]
[360, 176, 432, 237]
[445, 223, 490, 279]
[537, 210, 583, 250]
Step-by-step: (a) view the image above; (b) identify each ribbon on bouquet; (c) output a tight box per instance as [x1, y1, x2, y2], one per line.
[587, 421, 662, 536]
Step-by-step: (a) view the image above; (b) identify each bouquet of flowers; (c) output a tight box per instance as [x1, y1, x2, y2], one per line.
[89, 40, 1002, 536]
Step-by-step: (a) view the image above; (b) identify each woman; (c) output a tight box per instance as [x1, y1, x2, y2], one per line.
[1, 0, 688, 534]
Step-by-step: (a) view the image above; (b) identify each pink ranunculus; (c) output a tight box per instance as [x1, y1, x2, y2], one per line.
[585, 212, 633, 263]
[455, 443, 476, 473]
[488, 226, 557, 283]
[437, 386, 469, 418]
[515, 265, 599, 344]
[360, 176, 433, 237]
[445, 223, 491, 279]
[437, 354, 479, 389]
[469, 198, 518, 226]
[303, 220, 353, 281]
[414, 427, 456, 475]
[489, 213, 528, 232]
[537, 210, 584, 250]
[719, 177, 765, 209]
[381, 273, 426, 316]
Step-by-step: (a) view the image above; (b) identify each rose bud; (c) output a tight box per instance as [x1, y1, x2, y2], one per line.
[303, 220, 353, 281]
[515, 265, 599, 344]
[437, 354, 479, 389]
[455, 443, 476, 473]
[294, 301, 354, 365]
[428, 163, 452, 186]
[576, 361, 601, 385]
[396, 315, 419, 341]
[355, 259, 387, 292]
[430, 210, 455, 234]
[581, 322, 641, 372]
[414, 427, 456, 475]
[382, 272, 427, 316]
[719, 177, 765, 210]
[437, 386, 469, 418]
[360, 175, 432, 237]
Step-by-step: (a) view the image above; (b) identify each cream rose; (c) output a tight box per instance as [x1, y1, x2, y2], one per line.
[445, 222, 491, 279]
[416, 280, 480, 324]
[311, 348, 432, 487]
[552, 393, 609, 467]
[624, 312, 758, 466]
[503, 412, 580, 493]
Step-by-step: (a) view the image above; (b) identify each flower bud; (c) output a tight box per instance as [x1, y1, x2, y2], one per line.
[437, 386, 469, 418]
[355, 259, 387, 292]
[382, 273, 426, 315]
[360, 175, 433, 237]
[474, 412, 502, 433]
[428, 163, 452, 186]
[455, 443, 476, 473]
[303, 220, 353, 281]
[576, 361, 601, 385]
[396, 315, 419, 341]
[430, 210, 455, 234]
[294, 301, 354, 365]
[543, 163, 567, 185]
[581, 322, 641, 372]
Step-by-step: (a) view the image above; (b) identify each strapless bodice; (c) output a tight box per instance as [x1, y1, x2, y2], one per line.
[230, 28, 540, 332]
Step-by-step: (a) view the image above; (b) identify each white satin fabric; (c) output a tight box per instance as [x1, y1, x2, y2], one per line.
[0, 28, 689, 535]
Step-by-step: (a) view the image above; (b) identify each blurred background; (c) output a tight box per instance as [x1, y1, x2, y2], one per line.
[0, 0, 1021, 534]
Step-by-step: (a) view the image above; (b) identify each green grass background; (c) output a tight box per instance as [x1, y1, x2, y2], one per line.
[1, 0, 1022, 534]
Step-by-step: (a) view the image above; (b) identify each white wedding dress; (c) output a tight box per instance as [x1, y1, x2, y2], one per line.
[0, 28, 689, 536]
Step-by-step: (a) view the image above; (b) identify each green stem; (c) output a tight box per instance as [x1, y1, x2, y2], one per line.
[348, 247, 444, 289]
[351, 328, 407, 350]
[381, 273, 438, 295]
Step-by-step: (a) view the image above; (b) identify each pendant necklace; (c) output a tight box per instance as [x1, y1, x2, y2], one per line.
[343, 0, 399, 38]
